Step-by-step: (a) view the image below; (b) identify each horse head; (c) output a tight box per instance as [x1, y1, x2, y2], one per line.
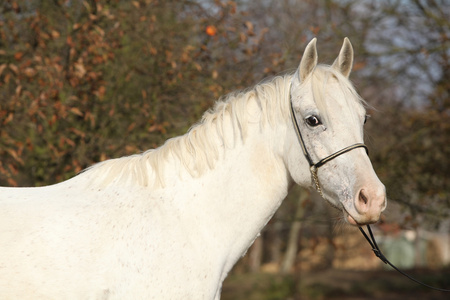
[287, 38, 386, 225]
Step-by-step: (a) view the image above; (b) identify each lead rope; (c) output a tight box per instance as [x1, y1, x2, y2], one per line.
[359, 225, 450, 292]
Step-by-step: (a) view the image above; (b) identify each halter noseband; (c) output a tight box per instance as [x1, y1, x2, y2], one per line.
[289, 97, 368, 197]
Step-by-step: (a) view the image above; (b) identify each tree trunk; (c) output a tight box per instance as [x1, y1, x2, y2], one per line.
[280, 190, 308, 274]
[249, 235, 263, 272]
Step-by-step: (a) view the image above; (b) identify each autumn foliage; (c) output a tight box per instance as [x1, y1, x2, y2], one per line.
[0, 0, 269, 186]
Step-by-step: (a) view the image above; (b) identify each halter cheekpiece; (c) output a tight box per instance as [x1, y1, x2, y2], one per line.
[288, 86, 368, 197]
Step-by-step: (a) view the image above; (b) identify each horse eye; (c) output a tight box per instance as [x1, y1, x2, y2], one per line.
[305, 115, 322, 127]
[364, 114, 370, 124]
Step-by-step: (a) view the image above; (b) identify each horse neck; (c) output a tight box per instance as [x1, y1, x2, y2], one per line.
[176, 90, 293, 275]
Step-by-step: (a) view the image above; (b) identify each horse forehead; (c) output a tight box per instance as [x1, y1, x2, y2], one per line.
[326, 87, 360, 111]
[323, 80, 364, 113]
[301, 88, 362, 122]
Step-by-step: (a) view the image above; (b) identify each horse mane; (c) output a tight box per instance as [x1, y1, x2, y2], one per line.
[82, 74, 292, 188]
[82, 65, 364, 188]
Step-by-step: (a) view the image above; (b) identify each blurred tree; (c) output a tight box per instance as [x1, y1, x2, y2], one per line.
[0, 0, 265, 186]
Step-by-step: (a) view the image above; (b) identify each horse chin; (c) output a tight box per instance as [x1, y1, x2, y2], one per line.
[345, 213, 359, 226]
[324, 198, 360, 226]
[341, 206, 362, 226]
[343, 209, 380, 226]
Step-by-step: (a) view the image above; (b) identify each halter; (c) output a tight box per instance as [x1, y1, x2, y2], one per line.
[288, 98, 368, 198]
[289, 85, 450, 292]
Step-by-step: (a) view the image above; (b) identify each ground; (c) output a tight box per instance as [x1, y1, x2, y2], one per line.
[222, 268, 450, 300]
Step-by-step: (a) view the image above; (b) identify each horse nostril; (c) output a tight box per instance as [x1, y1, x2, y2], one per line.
[359, 189, 368, 205]
[354, 187, 385, 224]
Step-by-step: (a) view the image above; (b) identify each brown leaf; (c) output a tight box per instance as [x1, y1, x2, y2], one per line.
[6, 149, 24, 164]
[3, 113, 14, 125]
[14, 52, 24, 61]
[51, 30, 60, 39]
[74, 62, 86, 78]
[70, 127, 85, 138]
[23, 67, 37, 77]
[70, 107, 83, 116]
[15, 85, 22, 96]
[125, 145, 136, 153]
[0, 64, 7, 76]
[240, 32, 247, 43]
[7, 178, 17, 187]
[65, 137, 76, 147]
[149, 47, 157, 55]
[9, 64, 19, 74]
[245, 21, 254, 36]
[127, 122, 136, 132]
[94, 86, 106, 99]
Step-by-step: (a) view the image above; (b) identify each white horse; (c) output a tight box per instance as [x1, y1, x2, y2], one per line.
[0, 38, 386, 299]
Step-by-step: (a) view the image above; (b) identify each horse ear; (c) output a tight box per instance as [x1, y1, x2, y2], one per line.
[332, 37, 353, 78]
[298, 38, 318, 82]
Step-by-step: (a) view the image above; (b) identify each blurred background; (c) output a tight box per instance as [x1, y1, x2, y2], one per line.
[0, 0, 449, 299]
